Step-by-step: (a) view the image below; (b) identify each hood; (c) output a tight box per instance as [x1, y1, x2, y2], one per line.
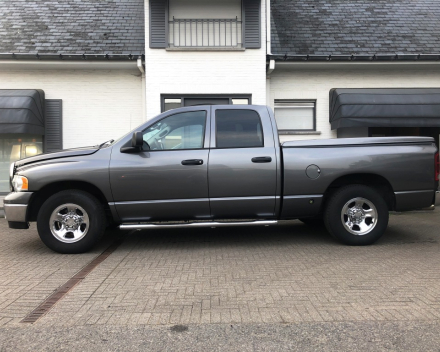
[14, 146, 99, 167]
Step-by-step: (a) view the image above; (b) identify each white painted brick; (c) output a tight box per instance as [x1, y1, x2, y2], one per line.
[0, 69, 144, 149]
[144, 0, 267, 120]
[268, 63, 440, 143]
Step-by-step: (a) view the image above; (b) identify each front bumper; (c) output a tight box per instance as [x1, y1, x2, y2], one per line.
[4, 192, 33, 229]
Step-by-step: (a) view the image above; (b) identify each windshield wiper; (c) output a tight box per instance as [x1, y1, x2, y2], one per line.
[98, 139, 114, 148]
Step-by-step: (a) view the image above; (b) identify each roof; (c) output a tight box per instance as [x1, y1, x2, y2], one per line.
[271, 0, 440, 56]
[0, 0, 144, 56]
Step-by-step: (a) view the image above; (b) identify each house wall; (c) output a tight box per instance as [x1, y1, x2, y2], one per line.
[268, 63, 440, 143]
[0, 68, 144, 149]
[145, 0, 266, 120]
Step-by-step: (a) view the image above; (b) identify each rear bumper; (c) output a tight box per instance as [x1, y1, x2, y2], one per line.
[4, 192, 33, 228]
[394, 190, 436, 211]
[436, 191, 440, 206]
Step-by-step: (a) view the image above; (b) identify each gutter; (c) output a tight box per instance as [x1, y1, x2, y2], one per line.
[0, 53, 145, 61]
[267, 53, 440, 62]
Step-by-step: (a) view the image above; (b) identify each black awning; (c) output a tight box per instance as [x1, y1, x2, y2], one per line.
[330, 88, 440, 129]
[0, 89, 45, 134]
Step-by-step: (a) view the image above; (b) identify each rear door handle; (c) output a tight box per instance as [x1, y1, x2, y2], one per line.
[251, 156, 272, 163]
[181, 159, 204, 165]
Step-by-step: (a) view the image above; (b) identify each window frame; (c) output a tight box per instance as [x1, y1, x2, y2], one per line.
[214, 108, 265, 149]
[274, 99, 317, 133]
[161, 94, 252, 112]
[141, 110, 208, 152]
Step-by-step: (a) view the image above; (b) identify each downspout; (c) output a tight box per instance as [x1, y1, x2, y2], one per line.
[137, 57, 146, 122]
[266, 0, 272, 55]
[137, 57, 145, 73]
[267, 59, 275, 74]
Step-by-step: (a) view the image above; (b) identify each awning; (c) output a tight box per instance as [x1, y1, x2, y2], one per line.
[330, 88, 440, 129]
[0, 89, 45, 134]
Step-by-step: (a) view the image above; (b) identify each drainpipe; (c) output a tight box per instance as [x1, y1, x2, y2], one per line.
[137, 57, 145, 73]
[266, 0, 272, 55]
[136, 57, 146, 122]
[267, 59, 275, 75]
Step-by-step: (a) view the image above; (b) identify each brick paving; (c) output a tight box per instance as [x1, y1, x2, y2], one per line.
[0, 211, 439, 327]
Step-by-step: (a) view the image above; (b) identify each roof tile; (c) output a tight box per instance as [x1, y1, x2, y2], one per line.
[271, 0, 440, 55]
[0, 0, 144, 55]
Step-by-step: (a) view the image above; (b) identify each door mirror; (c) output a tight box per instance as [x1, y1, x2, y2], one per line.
[121, 131, 145, 153]
[132, 131, 143, 148]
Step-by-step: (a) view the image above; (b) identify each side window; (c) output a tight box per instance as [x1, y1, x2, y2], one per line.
[216, 110, 263, 148]
[142, 111, 206, 150]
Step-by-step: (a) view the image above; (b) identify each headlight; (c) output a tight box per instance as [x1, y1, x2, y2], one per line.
[9, 162, 15, 192]
[12, 175, 29, 192]
[9, 162, 15, 180]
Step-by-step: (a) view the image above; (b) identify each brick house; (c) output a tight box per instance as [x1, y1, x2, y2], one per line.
[1, 0, 440, 196]
[0, 0, 145, 193]
[267, 0, 440, 146]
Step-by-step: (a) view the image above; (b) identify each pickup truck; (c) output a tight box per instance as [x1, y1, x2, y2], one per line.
[4, 105, 439, 253]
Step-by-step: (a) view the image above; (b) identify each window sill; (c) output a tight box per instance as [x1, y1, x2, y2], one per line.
[166, 47, 245, 52]
[278, 131, 321, 135]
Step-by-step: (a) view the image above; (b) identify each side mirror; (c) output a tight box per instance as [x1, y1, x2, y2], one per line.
[121, 131, 145, 153]
[132, 131, 143, 148]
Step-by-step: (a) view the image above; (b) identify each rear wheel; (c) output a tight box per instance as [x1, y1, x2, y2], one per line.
[37, 190, 106, 253]
[324, 185, 389, 245]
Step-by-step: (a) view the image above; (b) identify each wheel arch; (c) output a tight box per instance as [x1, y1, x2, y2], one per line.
[28, 181, 111, 222]
[322, 173, 395, 211]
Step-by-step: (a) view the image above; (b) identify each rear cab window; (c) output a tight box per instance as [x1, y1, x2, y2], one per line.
[215, 109, 264, 148]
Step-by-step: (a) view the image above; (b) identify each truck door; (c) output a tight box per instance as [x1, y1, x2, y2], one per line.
[208, 106, 278, 219]
[110, 108, 211, 222]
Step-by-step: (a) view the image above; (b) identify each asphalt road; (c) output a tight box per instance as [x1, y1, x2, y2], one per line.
[1, 321, 440, 351]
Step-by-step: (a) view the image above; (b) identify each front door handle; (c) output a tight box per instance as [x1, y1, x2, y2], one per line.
[181, 159, 204, 165]
[251, 156, 272, 163]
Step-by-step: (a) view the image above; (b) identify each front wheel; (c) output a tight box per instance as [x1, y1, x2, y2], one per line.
[37, 190, 106, 253]
[324, 185, 389, 245]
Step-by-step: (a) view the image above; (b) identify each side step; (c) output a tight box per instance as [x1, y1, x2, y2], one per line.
[119, 220, 278, 230]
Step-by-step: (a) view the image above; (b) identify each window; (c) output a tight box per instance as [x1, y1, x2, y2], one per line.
[274, 100, 316, 131]
[0, 134, 43, 192]
[142, 111, 206, 150]
[216, 109, 263, 148]
[161, 95, 251, 112]
[163, 98, 182, 112]
[150, 0, 261, 49]
[231, 98, 249, 105]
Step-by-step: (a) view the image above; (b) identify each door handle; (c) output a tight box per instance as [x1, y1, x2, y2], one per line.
[251, 156, 272, 163]
[181, 159, 204, 165]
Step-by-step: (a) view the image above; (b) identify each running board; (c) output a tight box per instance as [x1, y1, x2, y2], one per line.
[119, 220, 278, 230]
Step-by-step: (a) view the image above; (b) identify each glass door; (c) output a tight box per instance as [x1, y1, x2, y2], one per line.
[0, 134, 43, 192]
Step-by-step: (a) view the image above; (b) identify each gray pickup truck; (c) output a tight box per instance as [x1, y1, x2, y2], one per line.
[4, 105, 439, 253]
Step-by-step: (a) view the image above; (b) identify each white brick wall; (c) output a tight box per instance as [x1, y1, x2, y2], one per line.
[145, 0, 266, 120]
[0, 68, 144, 149]
[268, 63, 440, 143]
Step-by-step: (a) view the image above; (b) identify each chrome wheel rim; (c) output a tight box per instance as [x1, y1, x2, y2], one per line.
[341, 197, 377, 236]
[49, 203, 89, 243]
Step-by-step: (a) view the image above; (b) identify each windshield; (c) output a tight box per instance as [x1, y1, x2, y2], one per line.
[105, 120, 150, 147]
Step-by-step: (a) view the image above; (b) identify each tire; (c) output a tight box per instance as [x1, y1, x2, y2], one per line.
[37, 190, 106, 254]
[324, 185, 389, 246]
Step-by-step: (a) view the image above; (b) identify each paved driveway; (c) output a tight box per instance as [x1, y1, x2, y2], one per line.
[0, 211, 439, 350]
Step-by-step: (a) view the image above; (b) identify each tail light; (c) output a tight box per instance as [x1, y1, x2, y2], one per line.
[435, 152, 439, 181]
